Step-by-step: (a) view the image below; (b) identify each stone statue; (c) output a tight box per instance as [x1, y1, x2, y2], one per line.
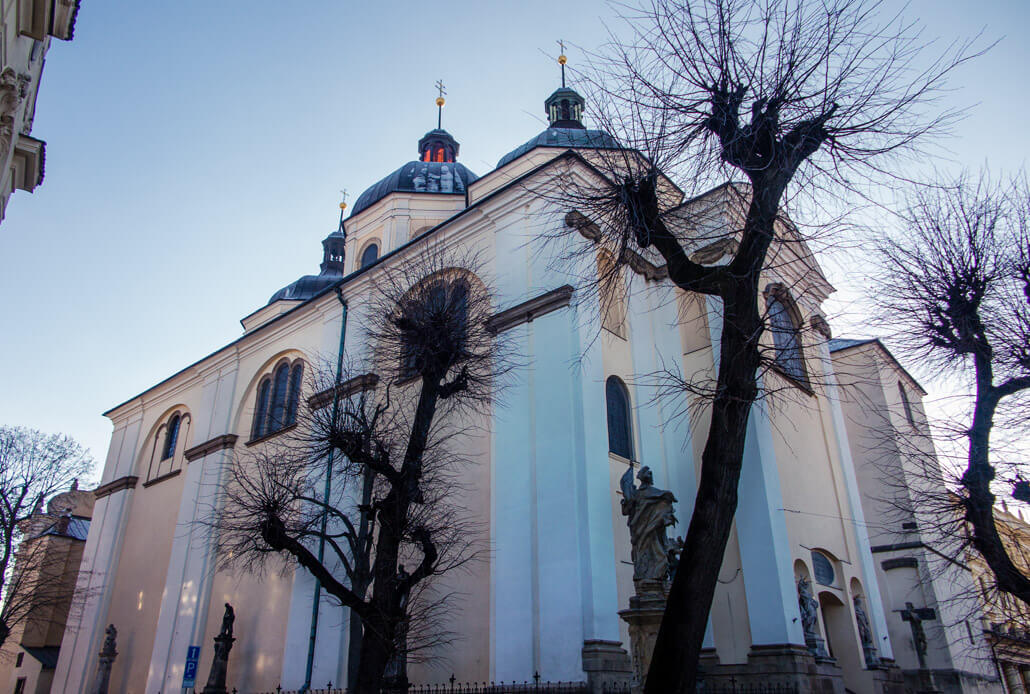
[853, 595, 880, 668]
[796, 577, 828, 658]
[620, 465, 680, 586]
[202, 603, 236, 694]
[91, 624, 117, 694]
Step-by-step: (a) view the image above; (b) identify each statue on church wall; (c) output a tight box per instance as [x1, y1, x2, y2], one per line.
[853, 594, 881, 668]
[620, 465, 681, 586]
[797, 576, 829, 659]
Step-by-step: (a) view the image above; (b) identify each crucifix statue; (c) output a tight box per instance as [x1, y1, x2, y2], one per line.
[898, 601, 939, 693]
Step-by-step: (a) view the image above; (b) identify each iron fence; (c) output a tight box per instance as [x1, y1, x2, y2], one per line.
[242, 678, 617, 694]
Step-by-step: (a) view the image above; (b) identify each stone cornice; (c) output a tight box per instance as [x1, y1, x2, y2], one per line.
[565, 211, 668, 281]
[308, 374, 380, 411]
[184, 434, 239, 462]
[94, 475, 139, 499]
[486, 285, 574, 334]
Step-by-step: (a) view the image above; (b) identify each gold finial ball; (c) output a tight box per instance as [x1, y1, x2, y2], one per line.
[339, 202, 347, 211]
[435, 96, 446, 107]
[558, 54, 567, 65]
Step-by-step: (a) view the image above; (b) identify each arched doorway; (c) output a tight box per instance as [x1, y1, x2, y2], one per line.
[819, 592, 864, 691]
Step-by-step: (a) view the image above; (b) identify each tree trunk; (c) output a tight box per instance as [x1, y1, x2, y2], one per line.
[644, 280, 762, 694]
[353, 612, 394, 693]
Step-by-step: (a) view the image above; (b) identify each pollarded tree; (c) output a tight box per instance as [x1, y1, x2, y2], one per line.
[0, 426, 95, 649]
[549, 1, 982, 691]
[873, 171, 1030, 605]
[212, 249, 509, 692]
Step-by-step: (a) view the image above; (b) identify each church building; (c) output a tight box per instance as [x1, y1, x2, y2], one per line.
[54, 69, 913, 694]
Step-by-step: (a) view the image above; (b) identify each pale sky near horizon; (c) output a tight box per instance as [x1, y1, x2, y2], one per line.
[0, 1, 1026, 473]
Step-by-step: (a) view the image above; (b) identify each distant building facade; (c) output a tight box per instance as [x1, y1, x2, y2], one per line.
[0, 0, 78, 223]
[0, 483, 93, 694]
[832, 338, 1003, 694]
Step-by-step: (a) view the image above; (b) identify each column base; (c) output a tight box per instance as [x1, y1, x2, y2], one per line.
[581, 640, 633, 694]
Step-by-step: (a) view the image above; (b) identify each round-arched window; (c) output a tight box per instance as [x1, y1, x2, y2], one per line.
[812, 551, 835, 586]
[251, 359, 304, 441]
[360, 243, 379, 269]
[606, 376, 633, 460]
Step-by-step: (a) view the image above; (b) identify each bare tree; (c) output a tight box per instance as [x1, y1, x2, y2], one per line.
[0, 426, 95, 650]
[545, 1, 981, 690]
[211, 249, 510, 692]
[873, 170, 1030, 606]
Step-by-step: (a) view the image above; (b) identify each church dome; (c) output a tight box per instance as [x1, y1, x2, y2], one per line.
[350, 127, 479, 217]
[496, 83, 620, 168]
[267, 227, 346, 305]
[496, 127, 620, 169]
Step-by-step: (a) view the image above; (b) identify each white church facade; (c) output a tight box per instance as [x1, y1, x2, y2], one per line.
[52, 80, 954, 694]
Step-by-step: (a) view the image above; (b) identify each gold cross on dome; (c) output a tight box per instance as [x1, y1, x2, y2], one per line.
[435, 79, 446, 100]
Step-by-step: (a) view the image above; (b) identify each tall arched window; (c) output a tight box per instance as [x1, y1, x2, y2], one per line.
[597, 250, 628, 338]
[766, 287, 806, 383]
[606, 376, 633, 460]
[162, 413, 180, 461]
[360, 242, 379, 269]
[400, 279, 469, 378]
[251, 359, 304, 441]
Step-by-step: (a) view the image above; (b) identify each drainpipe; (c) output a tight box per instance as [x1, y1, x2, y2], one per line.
[302, 287, 348, 691]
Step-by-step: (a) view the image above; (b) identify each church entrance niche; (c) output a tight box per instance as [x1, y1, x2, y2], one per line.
[819, 592, 864, 692]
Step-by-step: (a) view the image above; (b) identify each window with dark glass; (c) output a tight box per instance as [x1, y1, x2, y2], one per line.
[161, 414, 180, 461]
[767, 292, 806, 383]
[812, 551, 835, 586]
[360, 243, 379, 269]
[251, 359, 304, 440]
[400, 280, 469, 378]
[606, 376, 633, 459]
[899, 381, 915, 426]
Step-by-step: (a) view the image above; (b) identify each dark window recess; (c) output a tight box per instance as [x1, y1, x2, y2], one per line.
[812, 551, 835, 586]
[14, 678, 25, 694]
[768, 294, 806, 383]
[252, 360, 304, 440]
[899, 381, 915, 426]
[360, 243, 379, 269]
[15, 653, 23, 667]
[162, 414, 180, 461]
[606, 377, 633, 460]
[400, 280, 469, 378]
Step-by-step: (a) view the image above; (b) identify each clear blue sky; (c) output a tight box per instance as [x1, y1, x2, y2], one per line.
[0, 1, 1026, 470]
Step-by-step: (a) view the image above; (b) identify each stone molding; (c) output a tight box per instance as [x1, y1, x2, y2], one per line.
[184, 434, 239, 462]
[307, 373, 380, 411]
[486, 285, 574, 334]
[565, 211, 669, 281]
[141, 469, 182, 488]
[94, 475, 139, 499]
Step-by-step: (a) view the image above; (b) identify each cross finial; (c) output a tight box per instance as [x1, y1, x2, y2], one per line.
[435, 79, 447, 129]
[557, 40, 568, 88]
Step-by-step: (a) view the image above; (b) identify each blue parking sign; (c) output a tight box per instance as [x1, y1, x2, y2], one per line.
[182, 646, 201, 689]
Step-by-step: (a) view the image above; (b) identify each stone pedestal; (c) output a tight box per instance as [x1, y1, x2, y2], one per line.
[914, 667, 942, 694]
[582, 640, 634, 693]
[201, 633, 235, 694]
[618, 581, 668, 694]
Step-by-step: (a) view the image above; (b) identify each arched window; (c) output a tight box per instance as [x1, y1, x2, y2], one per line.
[766, 287, 806, 383]
[360, 243, 379, 269]
[606, 376, 633, 460]
[251, 359, 305, 441]
[162, 413, 180, 461]
[898, 382, 915, 426]
[811, 550, 835, 586]
[400, 279, 469, 378]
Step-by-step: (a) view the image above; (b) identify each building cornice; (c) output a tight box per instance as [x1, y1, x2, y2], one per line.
[94, 475, 138, 499]
[486, 285, 575, 334]
[184, 434, 239, 462]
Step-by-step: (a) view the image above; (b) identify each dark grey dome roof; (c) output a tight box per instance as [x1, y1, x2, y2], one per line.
[496, 127, 621, 169]
[350, 160, 479, 217]
[267, 272, 340, 305]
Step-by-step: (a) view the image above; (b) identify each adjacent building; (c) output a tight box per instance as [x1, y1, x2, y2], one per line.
[0, 483, 93, 694]
[0, 0, 79, 223]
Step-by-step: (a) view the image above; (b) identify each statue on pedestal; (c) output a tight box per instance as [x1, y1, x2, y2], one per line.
[618, 465, 681, 693]
[853, 595, 880, 668]
[619, 465, 681, 590]
[202, 603, 236, 694]
[796, 577, 829, 659]
[91, 624, 117, 694]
